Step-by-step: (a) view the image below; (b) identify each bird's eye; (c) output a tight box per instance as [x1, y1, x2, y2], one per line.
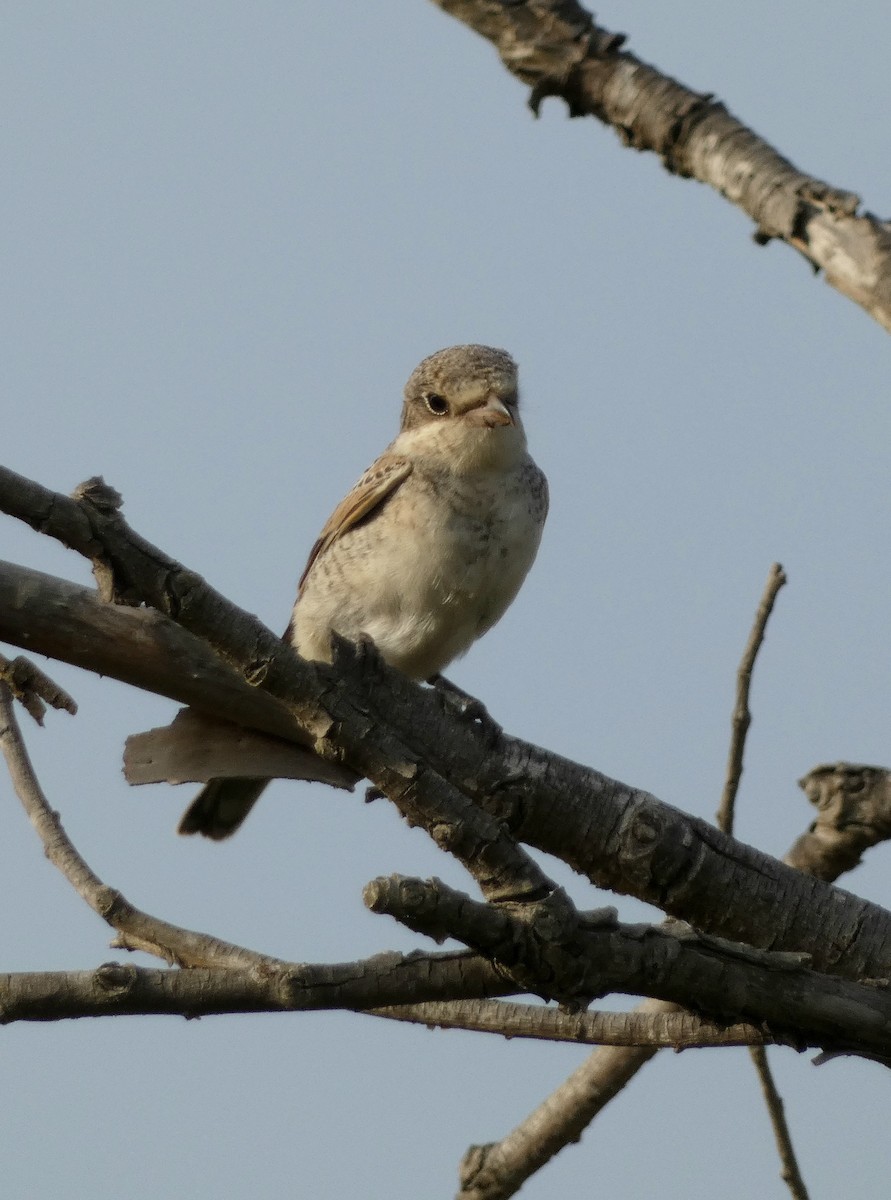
[423, 392, 449, 416]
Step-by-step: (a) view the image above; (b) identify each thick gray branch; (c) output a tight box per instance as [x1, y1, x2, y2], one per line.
[367, 875, 891, 1063]
[430, 0, 891, 333]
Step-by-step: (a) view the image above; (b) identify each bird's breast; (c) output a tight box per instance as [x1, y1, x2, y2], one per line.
[292, 458, 546, 679]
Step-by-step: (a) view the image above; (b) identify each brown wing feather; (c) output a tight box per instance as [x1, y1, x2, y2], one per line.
[297, 454, 413, 595]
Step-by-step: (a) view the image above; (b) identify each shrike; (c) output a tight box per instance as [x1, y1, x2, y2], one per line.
[137, 345, 548, 838]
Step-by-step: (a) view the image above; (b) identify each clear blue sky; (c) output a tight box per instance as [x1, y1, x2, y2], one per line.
[3, 4, 890, 1197]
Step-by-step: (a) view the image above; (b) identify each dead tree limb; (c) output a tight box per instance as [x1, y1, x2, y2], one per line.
[429, 0, 891, 333]
[3, 465, 891, 984]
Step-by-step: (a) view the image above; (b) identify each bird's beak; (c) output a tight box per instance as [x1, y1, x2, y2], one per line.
[467, 395, 514, 428]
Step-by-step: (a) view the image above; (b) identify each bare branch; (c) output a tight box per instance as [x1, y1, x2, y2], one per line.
[456, 1000, 658, 1200]
[0, 670, 532, 1014]
[0, 651, 77, 725]
[0, 664, 586, 1028]
[789, 763, 891, 881]
[0, 969, 779, 1045]
[4, 599, 890, 1064]
[377, 997, 772, 1049]
[429, 1, 891, 333]
[717, 563, 787, 832]
[3, 468, 891, 981]
[0, 681, 285, 970]
[711, 566, 808, 1200]
[750, 1045, 811, 1200]
[364, 873, 891, 1063]
[8, 678, 877, 1046]
[366, 873, 611, 1008]
[0, 952, 519, 1024]
[465, 562, 795, 1198]
[0, 555, 358, 788]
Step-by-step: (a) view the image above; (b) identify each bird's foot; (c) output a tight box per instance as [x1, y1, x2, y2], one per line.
[428, 674, 503, 746]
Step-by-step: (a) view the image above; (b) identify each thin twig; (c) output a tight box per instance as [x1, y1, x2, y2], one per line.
[0, 681, 292, 970]
[0, 681, 566, 1019]
[750, 1045, 811, 1200]
[713, 565, 808, 1200]
[716, 562, 787, 832]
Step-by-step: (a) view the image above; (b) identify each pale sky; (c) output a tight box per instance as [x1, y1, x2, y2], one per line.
[3, 4, 890, 1198]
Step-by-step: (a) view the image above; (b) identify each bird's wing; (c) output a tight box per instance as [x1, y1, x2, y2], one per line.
[297, 452, 413, 594]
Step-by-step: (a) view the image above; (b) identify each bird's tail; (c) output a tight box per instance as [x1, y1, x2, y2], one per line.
[123, 708, 358, 839]
[177, 777, 268, 840]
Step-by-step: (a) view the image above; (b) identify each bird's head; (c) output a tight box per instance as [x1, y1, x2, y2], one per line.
[399, 344, 526, 471]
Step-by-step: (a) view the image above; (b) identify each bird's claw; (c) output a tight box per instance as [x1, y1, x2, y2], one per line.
[429, 675, 503, 746]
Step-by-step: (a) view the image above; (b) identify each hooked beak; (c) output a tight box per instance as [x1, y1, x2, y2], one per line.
[466, 394, 514, 429]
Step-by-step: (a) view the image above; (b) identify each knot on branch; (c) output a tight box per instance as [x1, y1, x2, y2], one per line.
[0, 654, 77, 724]
[798, 181, 861, 218]
[94, 885, 131, 924]
[521, 16, 626, 120]
[799, 762, 891, 831]
[72, 477, 123, 514]
[788, 762, 891, 879]
[94, 961, 138, 997]
[459, 1141, 498, 1196]
[244, 657, 272, 687]
[616, 792, 686, 896]
[364, 873, 605, 1010]
[71, 475, 143, 605]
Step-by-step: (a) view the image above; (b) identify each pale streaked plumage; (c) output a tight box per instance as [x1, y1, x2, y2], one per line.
[176, 344, 548, 838]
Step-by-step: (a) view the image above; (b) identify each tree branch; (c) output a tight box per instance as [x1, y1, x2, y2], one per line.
[749, 1045, 810, 1200]
[717, 563, 787, 832]
[7, 667, 882, 1050]
[0, 679, 282, 969]
[790, 763, 891, 881]
[0, 954, 516, 1023]
[458, 1013, 662, 1199]
[3, 465, 891, 1199]
[3, 466, 891, 984]
[0, 650, 76, 725]
[714, 566, 807, 1200]
[0, 553, 358, 788]
[367, 873, 891, 1062]
[429, 0, 891, 333]
[0, 680, 829, 1045]
[461, 562, 799, 1199]
[376, 998, 772, 1049]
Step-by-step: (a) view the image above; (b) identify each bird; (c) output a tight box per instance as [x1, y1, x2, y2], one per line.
[156, 344, 548, 838]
